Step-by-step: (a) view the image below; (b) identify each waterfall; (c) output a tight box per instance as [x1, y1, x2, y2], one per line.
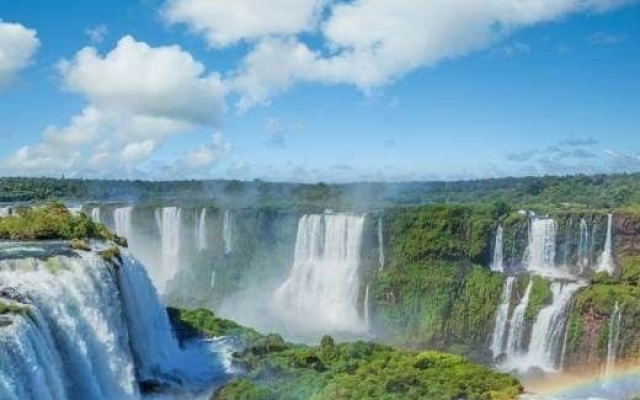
[0, 206, 13, 218]
[525, 218, 557, 276]
[524, 282, 584, 372]
[597, 214, 615, 275]
[0, 246, 225, 399]
[210, 271, 216, 289]
[114, 207, 134, 240]
[563, 218, 573, 268]
[196, 208, 208, 252]
[273, 213, 367, 334]
[590, 223, 599, 267]
[90, 207, 101, 224]
[490, 276, 515, 358]
[377, 217, 385, 270]
[223, 210, 233, 255]
[602, 301, 621, 387]
[491, 226, 504, 273]
[505, 280, 533, 359]
[364, 283, 371, 330]
[155, 207, 182, 294]
[578, 219, 589, 273]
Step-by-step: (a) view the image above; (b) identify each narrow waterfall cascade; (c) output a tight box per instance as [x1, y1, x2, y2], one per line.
[525, 218, 565, 277]
[563, 218, 573, 268]
[505, 280, 534, 359]
[196, 208, 208, 252]
[521, 282, 585, 373]
[210, 271, 216, 289]
[155, 207, 183, 294]
[602, 301, 621, 387]
[578, 219, 589, 273]
[91, 207, 101, 223]
[590, 224, 599, 267]
[273, 213, 367, 335]
[0, 245, 226, 400]
[491, 226, 504, 273]
[364, 283, 371, 330]
[490, 276, 515, 358]
[223, 210, 233, 255]
[0, 207, 12, 218]
[377, 217, 385, 270]
[114, 207, 134, 240]
[597, 214, 615, 275]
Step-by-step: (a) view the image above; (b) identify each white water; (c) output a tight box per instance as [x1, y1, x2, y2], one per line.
[155, 207, 183, 294]
[0, 247, 226, 400]
[364, 283, 371, 330]
[0, 207, 12, 218]
[492, 225, 504, 273]
[114, 207, 134, 240]
[563, 219, 573, 268]
[196, 209, 208, 252]
[602, 302, 621, 387]
[578, 219, 589, 273]
[91, 207, 101, 223]
[210, 271, 216, 289]
[505, 280, 534, 359]
[273, 213, 367, 334]
[525, 219, 558, 276]
[521, 282, 584, 373]
[491, 276, 515, 358]
[377, 217, 385, 270]
[223, 210, 233, 255]
[597, 214, 615, 275]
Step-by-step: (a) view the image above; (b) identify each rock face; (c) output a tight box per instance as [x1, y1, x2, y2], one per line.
[614, 214, 640, 260]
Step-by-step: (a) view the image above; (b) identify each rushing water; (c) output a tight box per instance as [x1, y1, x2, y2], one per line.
[377, 217, 385, 270]
[273, 213, 367, 335]
[578, 219, 589, 273]
[492, 226, 504, 273]
[491, 276, 515, 358]
[196, 208, 208, 252]
[602, 302, 621, 387]
[0, 245, 226, 399]
[155, 207, 183, 294]
[597, 214, 615, 275]
[525, 219, 558, 276]
[91, 207, 101, 224]
[114, 207, 134, 241]
[223, 210, 233, 255]
[505, 280, 534, 359]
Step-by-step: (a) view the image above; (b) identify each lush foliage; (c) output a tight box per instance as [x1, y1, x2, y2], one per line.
[0, 203, 123, 243]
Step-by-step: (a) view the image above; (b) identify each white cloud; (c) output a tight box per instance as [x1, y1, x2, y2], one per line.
[3, 36, 227, 176]
[0, 20, 40, 88]
[227, 0, 635, 108]
[86, 24, 109, 44]
[162, 0, 328, 47]
[121, 140, 156, 165]
[182, 132, 232, 168]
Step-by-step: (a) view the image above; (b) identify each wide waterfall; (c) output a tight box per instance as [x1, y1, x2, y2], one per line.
[491, 226, 504, 273]
[155, 207, 183, 294]
[223, 210, 233, 255]
[273, 213, 367, 335]
[602, 301, 621, 387]
[490, 276, 515, 357]
[505, 280, 533, 359]
[0, 245, 226, 400]
[196, 208, 208, 252]
[523, 282, 584, 372]
[378, 217, 385, 270]
[598, 214, 615, 275]
[525, 218, 557, 276]
[114, 207, 134, 240]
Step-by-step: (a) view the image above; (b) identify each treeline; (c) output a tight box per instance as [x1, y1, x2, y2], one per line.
[1, 172, 640, 210]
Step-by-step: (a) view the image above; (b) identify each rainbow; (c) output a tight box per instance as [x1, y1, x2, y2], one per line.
[521, 363, 640, 399]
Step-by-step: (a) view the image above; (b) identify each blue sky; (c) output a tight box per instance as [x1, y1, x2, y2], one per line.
[0, 0, 639, 182]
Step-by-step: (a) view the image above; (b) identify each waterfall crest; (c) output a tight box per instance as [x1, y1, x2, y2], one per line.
[0, 246, 226, 399]
[491, 226, 504, 273]
[273, 213, 367, 335]
[490, 276, 515, 357]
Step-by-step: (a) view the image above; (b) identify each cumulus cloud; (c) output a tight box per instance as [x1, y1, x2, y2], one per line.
[181, 132, 232, 168]
[224, 0, 635, 108]
[3, 36, 227, 176]
[162, 0, 328, 47]
[0, 20, 40, 88]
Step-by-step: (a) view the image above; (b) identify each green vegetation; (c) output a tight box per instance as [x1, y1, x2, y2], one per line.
[170, 308, 522, 400]
[0, 301, 30, 316]
[524, 276, 553, 323]
[0, 202, 124, 243]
